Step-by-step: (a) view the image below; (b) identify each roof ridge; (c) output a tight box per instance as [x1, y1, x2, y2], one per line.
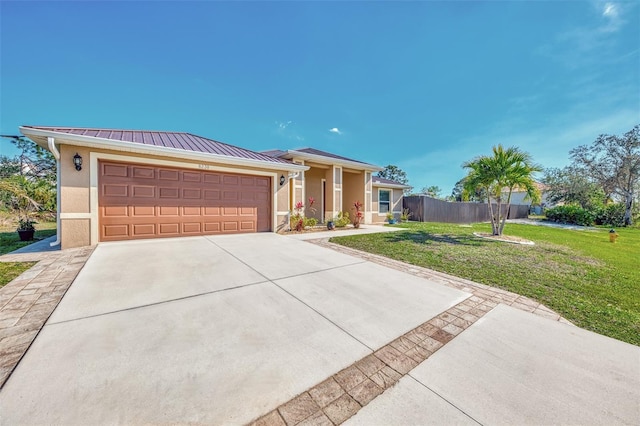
[21, 126, 294, 165]
[24, 125, 190, 135]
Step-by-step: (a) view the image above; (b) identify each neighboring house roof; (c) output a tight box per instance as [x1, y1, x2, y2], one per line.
[503, 181, 549, 193]
[20, 126, 307, 171]
[262, 147, 383, 171]
[372, 176, 412, 189]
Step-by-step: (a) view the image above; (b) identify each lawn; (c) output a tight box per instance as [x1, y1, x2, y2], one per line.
[0, 222, 57, 288]
[331, 222, 640, 346]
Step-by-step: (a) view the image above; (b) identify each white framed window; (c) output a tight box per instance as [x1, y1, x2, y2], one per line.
[379, 189, 391, 213]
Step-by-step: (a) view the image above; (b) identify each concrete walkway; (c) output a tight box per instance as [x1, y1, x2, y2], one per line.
[1, 232, 638, 425]
[0, 242, 94, 387]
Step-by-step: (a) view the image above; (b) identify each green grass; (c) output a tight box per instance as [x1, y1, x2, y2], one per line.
[0, 262, 37, 288]
[0, 222, 56, 288]
[331, 222, 640, 346]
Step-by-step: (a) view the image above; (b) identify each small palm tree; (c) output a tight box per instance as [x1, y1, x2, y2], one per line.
[463, 145, 541, 236]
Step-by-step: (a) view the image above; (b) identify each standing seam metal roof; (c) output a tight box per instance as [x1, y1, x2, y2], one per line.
[22, 126, 294, 165]
[294, 147, 372, 165]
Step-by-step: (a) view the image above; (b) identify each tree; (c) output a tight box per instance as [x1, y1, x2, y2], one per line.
[377, 165, 408, 185]
[462, 145, 541, 236]
[450, 177, 486, 202]
[0, 156, 20, 179]
[377, 164, 411, 195]
[1, 135, 56, 182]
[570, 125, 639, 226]
[0, 136, 57, 220]
[420, 185, 442, 198]
[542, 166, 605, 209]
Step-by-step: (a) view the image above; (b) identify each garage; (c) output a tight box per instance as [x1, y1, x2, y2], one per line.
[99, 160, 271, 241]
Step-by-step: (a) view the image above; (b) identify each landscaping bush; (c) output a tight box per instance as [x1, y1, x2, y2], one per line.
[334, 211, 350, 228]
[593, 203, 626, 227]
[545, 205, 594, 226]
[303, 217, 318, 228]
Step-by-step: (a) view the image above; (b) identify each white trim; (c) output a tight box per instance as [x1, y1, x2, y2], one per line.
[89, 152, 279, 245]
[47, 137, 61, 247]
[321, 178, 326, 222]
[276, 211, 291, 215]
[271, 173, 278, 233]
[21, 126, 308, 173]
[60, 213, 92, 219]
[364, 171, 372, 224]
[372, 182, 411, 190]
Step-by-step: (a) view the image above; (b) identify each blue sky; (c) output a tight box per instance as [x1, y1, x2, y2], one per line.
[1, 1, 638, 195]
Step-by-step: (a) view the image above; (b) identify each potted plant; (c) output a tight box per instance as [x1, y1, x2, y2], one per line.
[386, 212, 396, 224]
[17, 217, 36, 241]
[400, 208, 412, 222]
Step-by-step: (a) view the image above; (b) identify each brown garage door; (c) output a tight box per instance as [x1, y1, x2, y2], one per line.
[98, 161, 271, 241]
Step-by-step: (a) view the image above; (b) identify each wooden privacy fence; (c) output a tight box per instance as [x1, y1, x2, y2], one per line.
[403, 196, 529, 224]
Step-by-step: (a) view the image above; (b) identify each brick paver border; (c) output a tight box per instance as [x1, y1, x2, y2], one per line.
[249, 238, 570, 426]
[0, 246, 95, 389]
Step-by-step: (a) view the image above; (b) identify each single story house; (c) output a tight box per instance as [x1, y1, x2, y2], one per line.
[504, 182, 552, 214]
[20, 126, 407, 249]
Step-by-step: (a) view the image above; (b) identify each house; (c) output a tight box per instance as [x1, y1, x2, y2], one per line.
[20, 126, 406, 249]
[371, 176, 411, 221]
[504, 182, 551, 214]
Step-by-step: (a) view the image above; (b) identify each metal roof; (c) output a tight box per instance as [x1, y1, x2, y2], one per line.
[372, 176, 411, 187]
[21, 126, 293, 165]
[294, 148, 371, 165]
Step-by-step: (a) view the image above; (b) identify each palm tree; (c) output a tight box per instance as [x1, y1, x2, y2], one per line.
[462, 145, 541, 236]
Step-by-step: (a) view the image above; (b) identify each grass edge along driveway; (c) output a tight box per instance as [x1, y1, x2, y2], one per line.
[0, 225, 56, 288]
[331, 222, 640, 346]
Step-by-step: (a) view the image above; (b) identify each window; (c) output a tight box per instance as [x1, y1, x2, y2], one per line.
[379, 189, 391, 213]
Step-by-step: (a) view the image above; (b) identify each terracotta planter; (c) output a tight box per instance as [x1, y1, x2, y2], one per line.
[17, 229, 35, 241]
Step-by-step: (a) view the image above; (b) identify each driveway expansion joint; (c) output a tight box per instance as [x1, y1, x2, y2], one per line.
[248, 238, 570, 426]
[250, 297, 496, 426]
[45, 279, 271, 326]
[405, 375, 483, 425]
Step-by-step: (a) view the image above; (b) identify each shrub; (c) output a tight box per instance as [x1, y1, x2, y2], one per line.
[303, 217, 318, 228]
[334, 211, 350, 228]
[593, 203, 626, 227]
[545, 205, 594, 226]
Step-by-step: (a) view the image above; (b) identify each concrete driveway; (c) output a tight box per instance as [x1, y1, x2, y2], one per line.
[1, 232, 638, 425]
[0, 233, 468, 424]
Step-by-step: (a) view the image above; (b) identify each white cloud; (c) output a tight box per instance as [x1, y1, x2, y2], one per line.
[275, 120, 304, 141]
[536, 1, 633, 68]
[600, 2, 623, 32]
[276, 120, 292, 130]
[329, 127, 342, 135]
[602, 3, 618, 18]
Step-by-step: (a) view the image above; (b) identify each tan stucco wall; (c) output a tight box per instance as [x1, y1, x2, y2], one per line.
[276, 170, 291, 233]
[61, 218, 91, 249]
[304, 167, 325, 221]
[343, 172, 365, 220]
[372, 186, 404, 221]
[55, 141, 296, 247]
[59, 145, 91, 213]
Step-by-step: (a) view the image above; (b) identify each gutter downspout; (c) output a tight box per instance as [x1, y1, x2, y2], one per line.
[47, 137, 61, 247]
